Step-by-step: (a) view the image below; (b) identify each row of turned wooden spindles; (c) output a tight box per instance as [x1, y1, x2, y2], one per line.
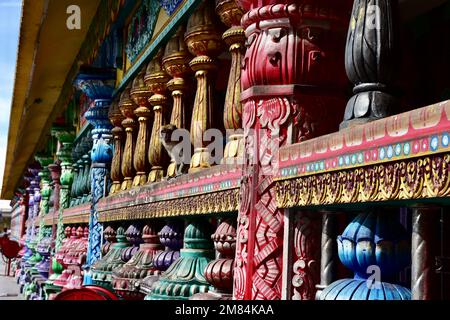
[108, 0, 245, 194]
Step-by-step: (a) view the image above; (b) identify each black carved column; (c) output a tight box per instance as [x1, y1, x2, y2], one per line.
[340, 0, 399, 128]
[315, 211, 339, 299]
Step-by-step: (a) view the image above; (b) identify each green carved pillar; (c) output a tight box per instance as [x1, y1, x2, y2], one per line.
[37, 162, 52, 243]
[53, 131, 75, 252]
[146, 219, 214, 300]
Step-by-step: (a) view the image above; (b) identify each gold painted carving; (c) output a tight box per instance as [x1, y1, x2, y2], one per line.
[119, 83, 137, 191]
[162, 26, 192, 178]
[216, 0, 245, 165]
[276, 154, 450, 208]
[185, 0, 224, 173]
[108, 99, 125, 194]
[98, 188, 240, 222]
[145, 48, 171, 183]
[131, 68, 152, 187]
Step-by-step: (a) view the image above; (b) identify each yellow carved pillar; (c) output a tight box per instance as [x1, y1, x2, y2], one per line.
[216, 0, 245, 164]
[185, 0, 224, 173]
[145, 49, 171, 183]
[131, 68, 152, 186]
[108, 100, 125, 194]
[162, 26, 192, 178]
[119, 83, 137, 190]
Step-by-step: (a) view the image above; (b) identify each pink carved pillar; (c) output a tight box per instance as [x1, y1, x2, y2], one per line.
[233, 0, 351, 300]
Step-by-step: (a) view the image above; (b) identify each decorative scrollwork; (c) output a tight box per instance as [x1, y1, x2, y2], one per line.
[276, 155, 450, 208]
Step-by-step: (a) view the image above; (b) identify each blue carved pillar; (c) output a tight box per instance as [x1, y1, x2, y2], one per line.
[83, 99, 113, 284]
[76, 69, 115, 285]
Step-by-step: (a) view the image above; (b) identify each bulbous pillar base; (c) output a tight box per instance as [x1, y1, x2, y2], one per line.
[110, 182, 122, 194]
[189, 148, 211, 173]
[133, 173, 148, 187]
[121, 178, 133, 191]
[148, 167, 164, 183]
[222, 134, 244, 165]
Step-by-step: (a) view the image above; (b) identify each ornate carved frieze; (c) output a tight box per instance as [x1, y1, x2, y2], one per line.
[277, 100, 450, 180]
[276, 100, 450, 207]
[277, 154, 450, 208]
[99, 189, 239, 222]
[97, 165, 241, 222]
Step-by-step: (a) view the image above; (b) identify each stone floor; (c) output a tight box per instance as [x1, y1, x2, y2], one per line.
[0, 258, 22, 300]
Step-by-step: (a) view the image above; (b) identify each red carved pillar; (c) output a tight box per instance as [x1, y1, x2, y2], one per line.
[233, 0, 351, 300]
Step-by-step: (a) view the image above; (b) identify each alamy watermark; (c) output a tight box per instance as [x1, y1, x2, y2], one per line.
[66, 5, 81, 30]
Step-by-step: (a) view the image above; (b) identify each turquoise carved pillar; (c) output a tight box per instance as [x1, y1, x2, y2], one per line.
[84, 99, 113, 284]
[75, 69, 115, 284]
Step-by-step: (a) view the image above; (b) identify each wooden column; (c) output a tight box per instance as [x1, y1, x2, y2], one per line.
[108, 100, 125, 194]
[411, 206, 439, 300]
[48, 163, 61, 242]
[145, 49, 171, 183]
[315, 211, 339, 299]
[119, 84, 138, 190]
[185, 0, 224, 173]
[131, 69, 152, 186]
[216, 0, 245, 164]
[341, 0, 399, 128]
[162, 26, 192, 178]
[233, 0, 350, 300]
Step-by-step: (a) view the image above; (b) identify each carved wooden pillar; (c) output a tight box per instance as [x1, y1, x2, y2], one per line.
[48, 163, 61, 242]
[191, 219, 237, 300]
[29, 166, 41, 249]
[341, 0, 399, 128]
[85, 99, 114, 281]
[145, 49, 171, 183]
[233, 0, 350, 300]
[54, 132, 75, 252]
[75, 159, 84, 205]
[36, 158, 52, 243]
[119, 84, 138, 190]
[131, 69, 152, 186]
[69, 155, 79, 208]
[315, 211, 339, 299]
[81, 152, 92, 204]
[411, 206, 439, 300]
[185, 0, 224, 173]
[162, 26, 192, 178]
[216, 0, 245, 164]
[108, 100, 125, 194]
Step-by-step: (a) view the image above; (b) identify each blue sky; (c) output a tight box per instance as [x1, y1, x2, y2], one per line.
[0, 0, 22, 208]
